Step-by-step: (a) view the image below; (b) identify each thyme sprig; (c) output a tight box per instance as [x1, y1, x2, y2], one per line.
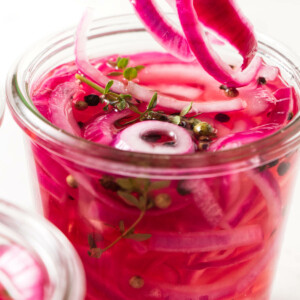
[88, 178, 170, 258]
[75, 74, 140, 113]
[75, 74, 216, 144]
[107, 56, 145, 81]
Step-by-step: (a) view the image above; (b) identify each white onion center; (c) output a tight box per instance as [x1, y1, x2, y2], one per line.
[114, 120, 195, 154]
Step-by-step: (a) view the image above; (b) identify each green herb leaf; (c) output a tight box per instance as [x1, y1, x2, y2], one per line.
[107, 72, 123, 77]
[135, 65, 145, 71]
[149, 180, 170, 191]
[147, 93, 158, 111]
[132, 178, 151, 192]
[125, 233, 152, 241]
[119, 220, 125, 233]
[117, 191, 140, 208]
[123, 67, 138, 81]
[116, 178, 134, 191]
[117, 57, 129, 69]
[170, 115, 181, 125]
[180, 102, 193, 117]
[128, 104, 142, 115]
[128, 227, 135, 236]
[139, 195, 147, 209]
[119, 94, 132, 101]
[104, 80, 114, 95]
[116, 99, 128, 111]
[88, 233, 97, 249]
[103, 105, 109, 111]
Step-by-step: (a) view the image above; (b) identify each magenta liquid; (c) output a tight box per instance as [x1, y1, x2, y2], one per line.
[30, 52, 299, 299]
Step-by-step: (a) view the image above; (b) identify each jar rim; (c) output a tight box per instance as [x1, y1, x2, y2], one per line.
[0, 199, 86, 299]
[6, 14, 300, 177]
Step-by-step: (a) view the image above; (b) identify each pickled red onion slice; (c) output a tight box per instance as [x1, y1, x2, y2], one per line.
[83, 110, 131, 145]
[247, 170, 281, 223]
[0, 245, 44, 300]
[176, 0, 262, 87]
[49, 82, 81, 136]
[179, 179, 224, 227]
[114, 120, 195, 154]
[147, 84, 203, 99]
[130, 0, 194, 62]
[165, 0, 257, 68]
[270, 87, 292, 124]
[75, 10, 247, 113]
[209, 123, 280, 151]
[148, 224, 263, 252]
[131, 82, 246, 113]
[192, 0, 257, 68]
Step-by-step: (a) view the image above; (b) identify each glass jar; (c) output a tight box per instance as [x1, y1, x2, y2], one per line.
[0, 199, 85, 299]
[6, 14, 300, 300]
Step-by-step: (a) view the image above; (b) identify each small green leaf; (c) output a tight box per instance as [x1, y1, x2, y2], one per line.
[149, 180, 170, 191]
[104, 80, 114, 94]
[125, 233, 152, 241]
[139, 195, 147, 208]
[116, 178, 134, 191]
[103, 105, 109, 111]
[117, 191, 140, 208]
[116, 99, 128, 111]
[170, 115, 181, 125]
[180, 102, 193, 117]
[107, 72, 123, 77]
[88, 233, 97, 249]
[135, 65, 145, 71]
[117, 57, 129, 69]
[119, 220, 125, 233]
[119, 94, 132, 101]
[128, 104, 142, 115]
[132, 178, 151, 192]
[147, 93, 158, 111]
[127, 227, 135, 236]
[123, 67, 138, 81]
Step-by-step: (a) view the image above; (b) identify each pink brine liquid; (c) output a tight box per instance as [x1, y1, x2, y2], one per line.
[30, 51, 299, 299]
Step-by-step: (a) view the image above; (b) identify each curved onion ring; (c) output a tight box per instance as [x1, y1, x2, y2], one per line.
[130, 0, 194, 62]
[114, 120, 195, 154]
[75, 9, 247, 113]
[49, 82, 81, 136]
[165, 0, 257, 68]
[148, 224, 263, 253]
[176, 0, 262, 87]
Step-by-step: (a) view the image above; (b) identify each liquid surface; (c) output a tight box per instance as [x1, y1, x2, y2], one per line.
[31, 52, 298, 154]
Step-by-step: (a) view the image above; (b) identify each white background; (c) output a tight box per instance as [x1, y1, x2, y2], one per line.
[0, 0, 300, 299]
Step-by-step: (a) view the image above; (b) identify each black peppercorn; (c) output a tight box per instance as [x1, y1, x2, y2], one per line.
[77, 121, 84, 128]
[100, 175, 120, 191]
[258, 77, 267, 85]
[215, 113, 230, 123]
[84, 94, 101, 106]
[277, 162, 291, 176]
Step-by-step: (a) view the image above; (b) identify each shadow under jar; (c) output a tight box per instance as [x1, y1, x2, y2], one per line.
[6, 14, 300, 300]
